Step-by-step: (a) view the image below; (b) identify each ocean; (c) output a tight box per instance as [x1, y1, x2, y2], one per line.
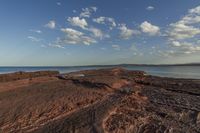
[0, 66, 200, 79]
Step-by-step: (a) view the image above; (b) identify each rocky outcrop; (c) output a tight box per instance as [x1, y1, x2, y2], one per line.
[0, 71, 59, 83]
[0, 68, 199, 133]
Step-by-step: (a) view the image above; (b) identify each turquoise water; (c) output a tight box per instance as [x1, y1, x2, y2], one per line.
[0, 66, 200, 79]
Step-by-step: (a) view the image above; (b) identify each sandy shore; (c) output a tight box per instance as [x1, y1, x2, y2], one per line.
[0, 68, 200, 133]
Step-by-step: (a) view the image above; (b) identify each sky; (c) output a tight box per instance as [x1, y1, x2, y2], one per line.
[0, 0, 200, 66]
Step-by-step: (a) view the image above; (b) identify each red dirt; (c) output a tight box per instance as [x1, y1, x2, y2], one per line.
[0, 68, 199, 133]
[0, 76, 58, 93]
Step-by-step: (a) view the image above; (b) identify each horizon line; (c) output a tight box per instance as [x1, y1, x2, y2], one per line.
[0, 63, 200, 67]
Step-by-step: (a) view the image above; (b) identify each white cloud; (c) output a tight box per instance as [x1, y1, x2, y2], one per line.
[28, 36, 42, 42]
[56, 45, 65, 48]
[57, 2, 61, 6]
[93, 17, 116, 29]
[93, 17, 105, 23]
[61, 28, 83, 36]
[80, 7, 97, 18]
[168, 5, 200, 40]
[177, 45, 200, 54]
[170, 41, 192, 47]
[50, 44, 65, 49]
[188, 46, 200, 52]
[181, 15, 200, 25]
[189, 6, 200, 14]
[171, 41, 182, 47]
[81, 36, 97, 45]
[169, 23, 200, 40]
[168, 40, 200, 55]
[118, 24, 139, 39]
[146, 6, 154, 11]
[60, 28, 97, 45]
[67, 16, 109, 39]
[88, 27, 103, 39]
[67, 17, 88, 29]
[91, 7, 97, 12]
[165, 5, 200, 56]
[45, 20, 56, 29]
[30, 29, 42, 34]
[88, 27, 110, 39]
[140, 21, 160, 35]
[112, 45, 120, 51]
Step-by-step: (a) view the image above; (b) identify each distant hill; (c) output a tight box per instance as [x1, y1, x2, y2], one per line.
[83, 63, 200, 67]
[119, 63, 200, 66]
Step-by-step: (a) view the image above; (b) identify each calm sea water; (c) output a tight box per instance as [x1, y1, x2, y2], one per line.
[0, 66, 200, 79]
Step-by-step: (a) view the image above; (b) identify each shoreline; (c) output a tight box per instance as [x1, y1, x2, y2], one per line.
[0, 65, 200, 80]
[0, 68, 200, 132]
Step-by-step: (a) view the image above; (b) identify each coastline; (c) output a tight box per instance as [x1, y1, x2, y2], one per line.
[0, 68, 200, 132]
[0, 65, 200, 79]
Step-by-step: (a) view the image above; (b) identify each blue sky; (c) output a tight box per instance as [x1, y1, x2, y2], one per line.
[0, 0, 200, 66]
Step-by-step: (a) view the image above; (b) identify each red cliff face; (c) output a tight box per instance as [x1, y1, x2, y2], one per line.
[0, 68, 199, 133]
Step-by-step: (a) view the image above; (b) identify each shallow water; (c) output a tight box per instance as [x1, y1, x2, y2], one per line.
[0, 65, 200, 79]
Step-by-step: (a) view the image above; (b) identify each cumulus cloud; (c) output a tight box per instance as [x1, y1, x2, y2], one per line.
[168, 40, 200, 55]
[59, 28, 97, 45]
[67, 15, 109, 39]
[171, 41, 182, 47]
[169, 23, 200, 40]
[112, 45, 120, 51]
[146, 6, 154, 11]
[45, 20, 56, 29]
[67, 17, 88, 29]
[118, 24, 139, 39]
[189, 6, 200, 14]
[80, 7, 97, 18]
[168, 5, 200, 40]
[88, 27, 110, 39]
[88, 27, 103, 39]
[180, 15, 200, 25]
[140, 21, 160, 35]
[176, 45, 200, 55]
[67, 16, 109, 39]
[93, 17, 116, 29]
[165, 5, 200, 56]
